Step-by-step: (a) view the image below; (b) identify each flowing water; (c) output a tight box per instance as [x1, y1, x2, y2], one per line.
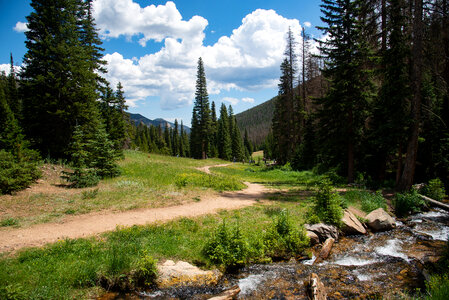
[105, 208, 449, 299]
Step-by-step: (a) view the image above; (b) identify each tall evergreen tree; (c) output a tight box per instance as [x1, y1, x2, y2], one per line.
[217, 103, 232, 160]
[317, 0, 374, 183]
[21, 0, 104, 158]
[190, 57, 211, 159]
[172, 119, 180, 156]
[209, 101, 219, 158]
[229, 105, 245, 161]
[272, 28, 298, 164]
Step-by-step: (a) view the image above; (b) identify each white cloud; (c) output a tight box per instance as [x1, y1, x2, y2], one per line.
[0, 64, 21, 76]
[94, 0, 304, 110]
[93, 0, 207, 47]
[242, 97, 255, 103]
[304, 21, 312, 28]
[13, 21, 29, 32]
[221, 97, 240, 105]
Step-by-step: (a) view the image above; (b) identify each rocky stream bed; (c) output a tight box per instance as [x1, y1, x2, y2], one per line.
[99, 208, 449, 299]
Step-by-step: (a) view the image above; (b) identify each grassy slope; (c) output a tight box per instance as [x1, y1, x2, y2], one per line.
[0, 151, 321, 299]
[0, 151, 241, 228]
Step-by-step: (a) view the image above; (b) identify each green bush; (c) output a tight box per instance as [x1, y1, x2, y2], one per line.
[314, 179, 343, 226]
[394, 188, 427, 217]
[263, 209, 309, 259]
[203, 221, 250, 269]
[0, 150, 41, 194]
[62, 168, 99, 188]
[0, 217, 19, 227]
[133, 251, 158, 286]
[422, 178, 446, 201]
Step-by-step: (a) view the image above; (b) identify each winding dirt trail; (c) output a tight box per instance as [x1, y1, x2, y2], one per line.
[0, 164, 267, 253]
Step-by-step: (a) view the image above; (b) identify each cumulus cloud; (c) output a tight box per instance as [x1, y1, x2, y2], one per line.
[242, 97, 255, 103]
[0, 64, 21, 75]
[304, 21, 312, 28]
[13, 21, 29, 32]
[94, 0, 304, 110]
[221, 97, 240, 105]
[93, 0, 207, 46]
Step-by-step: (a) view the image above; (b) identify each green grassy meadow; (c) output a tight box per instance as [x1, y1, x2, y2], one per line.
[0, 150, 394, 299]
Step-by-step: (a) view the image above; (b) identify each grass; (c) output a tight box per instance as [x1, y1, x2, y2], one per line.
[212, 163, 324, 189]
[342, 190, 387, 213]
[0, 151, 240, 227]
[0, 199, 313, 299]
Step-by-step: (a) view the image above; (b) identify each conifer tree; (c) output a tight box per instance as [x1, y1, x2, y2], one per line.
[244, 129, 252, 158]
[209, 101, 219, 158]
[229, 106, 245, 161]
[172, 119, 180, 156]
[190, 58, 211, 159]
[21, 0, 105, 158]
[317, 0, 374, 183]
[217, 103, 232, 160]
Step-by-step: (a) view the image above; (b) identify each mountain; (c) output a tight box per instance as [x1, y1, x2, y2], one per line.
[235, 97, 276, 146]
[235, 76, 325, 146]
[128, 113, 191, 134]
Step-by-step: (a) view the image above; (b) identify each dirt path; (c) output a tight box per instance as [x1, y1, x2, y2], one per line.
[0, 164, 267, 253]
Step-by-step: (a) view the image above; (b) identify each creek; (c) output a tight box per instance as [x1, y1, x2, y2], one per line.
[105, 208, 449, 299]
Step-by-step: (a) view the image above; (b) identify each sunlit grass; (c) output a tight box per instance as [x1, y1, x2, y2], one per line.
[0, 199, 313, 299]
[0, 151, 241, 227]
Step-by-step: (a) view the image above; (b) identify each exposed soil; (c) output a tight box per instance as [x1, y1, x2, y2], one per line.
[0, 164, 268, 253]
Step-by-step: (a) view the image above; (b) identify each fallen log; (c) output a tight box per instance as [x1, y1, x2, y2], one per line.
[419, 194, 449, 212]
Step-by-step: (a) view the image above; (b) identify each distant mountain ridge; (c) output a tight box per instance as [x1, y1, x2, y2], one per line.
[128, 113, 191, 133]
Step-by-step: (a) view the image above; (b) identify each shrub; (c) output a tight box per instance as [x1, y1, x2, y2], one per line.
[133, 251, 158, 286]
[421, 178, 446, 201]
[0, 217, 19, 227]
[263, 209, 309, 259]
[314, 179, 343, 226]
[394, 188, 427, 217]
[0, 150, 41, 194]
[62, 168, 99, 188]
[203, 221, 250, 269]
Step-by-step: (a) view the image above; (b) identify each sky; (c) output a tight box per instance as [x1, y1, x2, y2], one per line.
[0, 0, 324, 127]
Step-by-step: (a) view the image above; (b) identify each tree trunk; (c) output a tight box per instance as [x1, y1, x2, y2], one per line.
[398, 0, 423, 191]
[347, 108, 354, 183]
[396, 144, 403, 186]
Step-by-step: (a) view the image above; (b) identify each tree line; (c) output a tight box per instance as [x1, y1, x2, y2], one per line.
[0, 0, 129, 192]
[270, 0, 449, 191]
[189, 58, 252, 161]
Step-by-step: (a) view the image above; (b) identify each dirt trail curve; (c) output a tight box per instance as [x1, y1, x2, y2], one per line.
[0, 164, 267, 253]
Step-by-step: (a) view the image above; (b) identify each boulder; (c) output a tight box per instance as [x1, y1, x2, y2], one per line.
[366, 208, 396, 232]
[307, 230, 320, 245]
[305, 223, 339, 242]
[157, 260, 221, 288]
[314, 237, 335, 265]
[305, 273, 327, 300]
[341, 209, 366, 235]
[208, 286, 241, 300]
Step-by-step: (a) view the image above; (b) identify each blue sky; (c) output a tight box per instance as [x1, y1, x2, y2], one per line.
[0, 0, 323, 127]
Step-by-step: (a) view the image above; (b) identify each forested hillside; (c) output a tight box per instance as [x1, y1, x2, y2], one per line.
[235, 97, 275, 146]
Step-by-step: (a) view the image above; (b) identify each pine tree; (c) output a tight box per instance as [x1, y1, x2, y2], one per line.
[370, 0, 410, 183]
[209, 101, 219, 157]
[229, 106, 245, 161]
[317, 0, 374, 183]
[272, 28, 299, 165]
[217, 103, 232, 160]
[244, 129, 253, 158]
[190, 57, 211, 159]
[172, 119, 180, 156]
[21, 0, 104, 158]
